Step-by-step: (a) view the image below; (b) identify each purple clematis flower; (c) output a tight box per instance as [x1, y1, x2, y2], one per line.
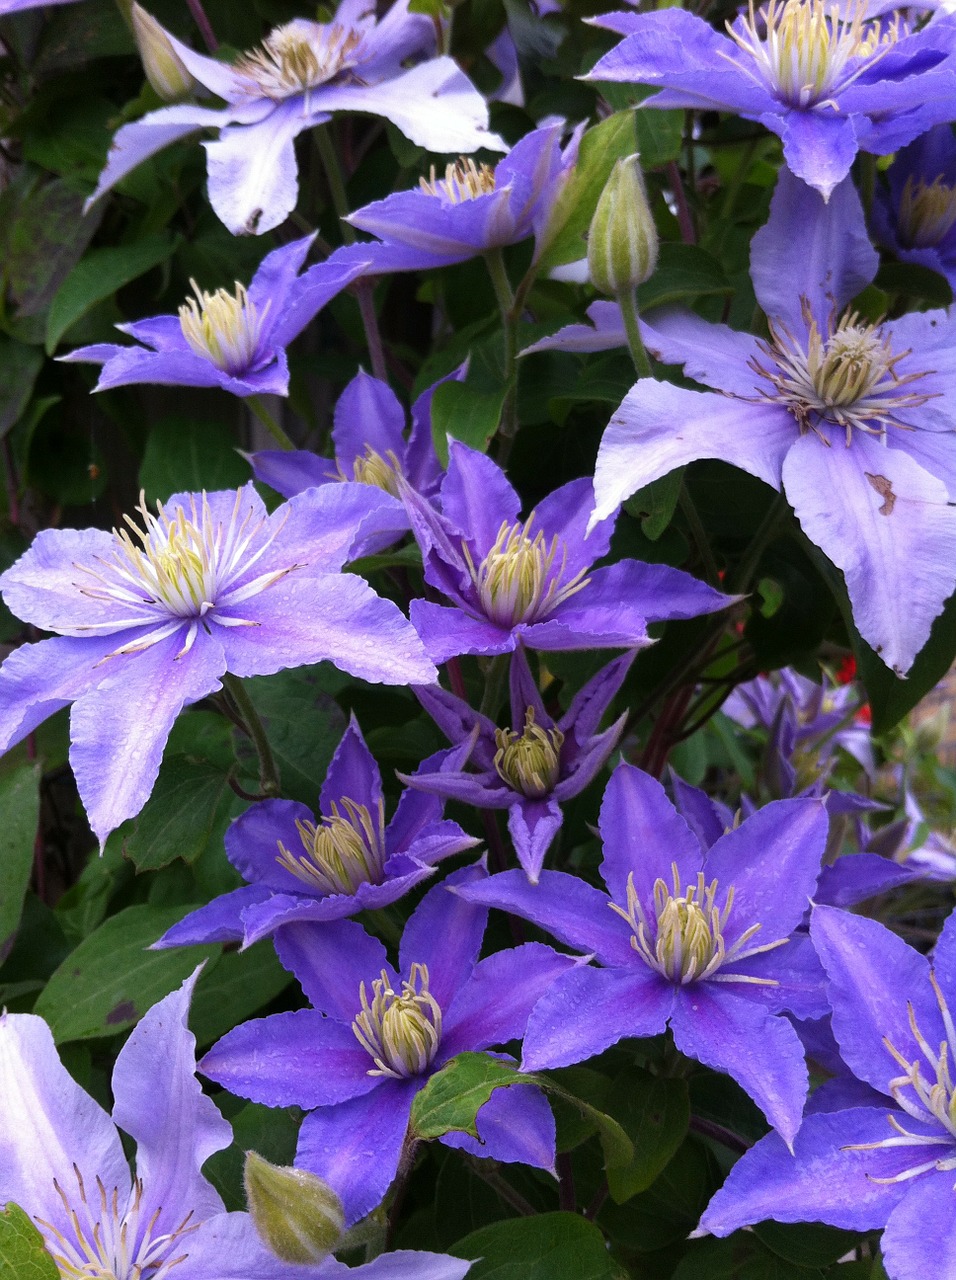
[0, 482, 434, 847]
[401, 439, 733, 664]
[586, 3, 956, 199]
[200, 863, 578, 1224]
[329, 120, 582, 276]
[0, 969, 470, 1280]
[699, 904, 956, 1280]
[86, 0, 506, 235]
[591, 167, 956, 676]
[59, 234, 367, 397]
[456, 763, 830, 1145]
[155, 714, 479, 949]
[521, 299, 626, 357]
[403, 646, 634, 882]
[872, 123, 956, 291]
[0, 0, 82, 10]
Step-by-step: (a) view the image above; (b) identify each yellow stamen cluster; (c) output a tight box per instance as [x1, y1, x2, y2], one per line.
[726, 0, 899, 109]
[419, 158, 497, 203]
[276, 798, 387, 895]
[179, 279, 268, 374]
[494, 707, 564, 797]
[463, 517, 589, 627]
[352, 964, 443, 1079]
[897, 174, 956, 250]
[335, 446, 404, 497]
[235, 22, 362, 98]
[610, 866, 784, 985]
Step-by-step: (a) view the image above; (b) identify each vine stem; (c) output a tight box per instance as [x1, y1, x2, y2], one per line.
[484, 248, 519, 460]
[247, 395, 295, 451]
[223, 673, 281, 797]
[618, 288, 652, 380]
[185, 0, 218, 50]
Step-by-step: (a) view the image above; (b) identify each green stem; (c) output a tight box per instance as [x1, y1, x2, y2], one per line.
[247, 395, 295, 452]
[478, 652, 511, 719]
[315, 125, 355, 243]
[678, 482, 720, 587]
[485, 248, 519, 459]
[223, 673, 280, 797]
[618, 288, 652, 379]
[729, 490, 791, 594]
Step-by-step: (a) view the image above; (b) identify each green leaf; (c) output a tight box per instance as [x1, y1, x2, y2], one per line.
[411, 1052, 530, 1141]
[638, 243, 732, 311]
[0, 763, 40, 964]
[624, 469, 685, 541]
[430, 380, 507, 462]
[672, 1233, 825, 1279]
[0, 339, 43, 440]
[34, 904, 217, 1042]
[0, 1203, 58, 1280]
[605, 1067, 690, 1202]
[188, 943, 292, 1048]
[45, 236, 177, 353]
[854, 589, 956, 734]
[874, 260, 952, 308]
[238, 667, 347, 805]
[753, 1221, 861, 1269]
[452, 1213, 619, 1280]
[139, 417, 251, 504]
[124, 753, 240, 872]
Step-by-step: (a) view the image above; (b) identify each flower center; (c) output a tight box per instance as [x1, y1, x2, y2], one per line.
[419, 158, 497, 203]
[751, 303, 934, 441]
[352, 964, 442, 1079]
[234, 21, 363, 99]
[178, 279, 269, 376]
[897, 174, 956, 249]
[72, 491, 292, 657]
[845, 973, 956, 1180]
[463, 516, 590, 627]
[494, 707, 564, 797]
[609, 866, 784, 984]
[726, 0, 900, 109]
[36, 1170, 196, 1280]
[334, 446, 404, 497]
[275, 798, 387, 895]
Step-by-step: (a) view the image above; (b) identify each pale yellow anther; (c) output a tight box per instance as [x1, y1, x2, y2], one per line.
[334, 446, 404, 497]
[494, 707, 564, 797]
[235, 22, 363, 98]
[897, 174, 956, 250]
[276, 798, 387, 895]
[178, 279, 268, 374]
[463, 516, 589, 627]
[419, 158, 497, 203]
[352, 964, 443, 1078]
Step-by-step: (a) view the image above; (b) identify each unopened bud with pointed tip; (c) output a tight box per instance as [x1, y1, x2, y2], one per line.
[131, 4, 197, 102]
[588, 155, 659, 297]
[244, 1150, 345, 1265]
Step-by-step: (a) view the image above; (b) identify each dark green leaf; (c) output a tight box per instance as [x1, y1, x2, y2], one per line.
[238, 667, 347, 805]
[0, 763, 41, 964]
[34, 904, 217, 1042]
[854, 589, 956, 735]
[672, 1233, 825, 1279]
[874, 261, 952, 308]
[189, 943, 292, 1048]
[0, 1203, 57, 1280]
[0, 339, 43, 439]
[124, 753, 240, 872]
[431, 380, 507, 462]
[139, 417, 251, 503]
[605, 1067, 690, 1202]
[754, 1221, 861, 1269]
[452, 1213, 619, 1280]
[411, 1052, 531, 1141]
[625, 469, 685, 541]
[639, 243, 732, 312]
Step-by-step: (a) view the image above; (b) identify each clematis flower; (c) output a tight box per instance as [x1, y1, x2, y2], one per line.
[59, 234, 367, 398]
[0, 0, 82, 10]
[872, 124, 956, 291]
[401, 439, 733, 664]
[456, 763, 830, 1145]
[591, 167, 956, 676]
[155, 714, 479, 950]
[329, 121, 583, 276]
[699, 905, 956, 1280]
[0, 482, 434, 846]
[521, 299, 626, 357]
[586, 2, 956, 199]
[86, 1, 506, 235]
[200, 864, 578, 1224]
[403, 646, 634, 882]
[0, 969, 470, 1280]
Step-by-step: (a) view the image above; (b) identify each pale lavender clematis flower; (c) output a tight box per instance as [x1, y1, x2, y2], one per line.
[155, 714, 478, 949]
[0, 482, 434, 847]
[402, 439, 734, 664]
[586, 3, 956, 199]
[0, 0, 81, 11]
[402, 646, 634, 882]
[0, 969, 470, 1280]
[521, 300, 626, 357]
[59, 234, 367, 397]
[592, 167, 956, 676]
[86, 1, 506, 235]
[700, 905, 956, 1280]
[201, 864, 578, 1224]
[872, 124, 956, 291]
[328, 121, 582, 276]
[456, 763, 830, 1145]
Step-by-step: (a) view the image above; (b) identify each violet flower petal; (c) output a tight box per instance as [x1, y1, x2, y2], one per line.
[273, 919, 392, 1022]
[441, 1082, 556, 1172]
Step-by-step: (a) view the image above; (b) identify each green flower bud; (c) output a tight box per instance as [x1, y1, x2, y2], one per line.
[131, 3, 197, 102]
[587, 154, 659, 297]
[244, 1150, 345, 1265]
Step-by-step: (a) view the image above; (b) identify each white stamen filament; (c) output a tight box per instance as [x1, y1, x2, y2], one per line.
[494, 707, 564, 797]
[333, 446, 404, 497]
[234, 22, 363, 99]
[352, 964, 443, 1079]
[178, 279, 269, 375]
[463, 516, 590, 627]
[276, 797, 388, 895]
[419, 158, 497, 203]
[609, 865, 785, 985]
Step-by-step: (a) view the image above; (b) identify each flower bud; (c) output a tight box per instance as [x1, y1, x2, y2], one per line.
[587, 155, 659, 297]
[131, 4, 196, 102]
[244, 1150, 345, 1265]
